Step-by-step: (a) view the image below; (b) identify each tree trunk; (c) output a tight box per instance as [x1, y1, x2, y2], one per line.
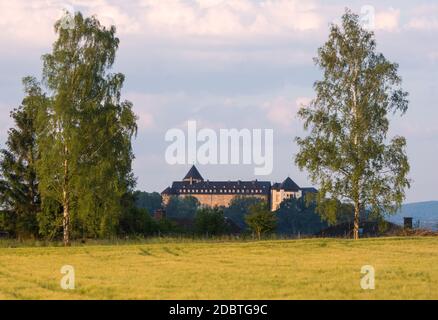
[63, 194, 70, 246]
[351, 63, 360, 241]
[353, 200, 360, 240]
[63, 145, 70, 246]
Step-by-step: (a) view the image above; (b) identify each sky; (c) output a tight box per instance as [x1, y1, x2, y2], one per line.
[0, 0, 437, 203]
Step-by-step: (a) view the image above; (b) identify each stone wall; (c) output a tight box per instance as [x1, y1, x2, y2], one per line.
[180, 193, 268, 207]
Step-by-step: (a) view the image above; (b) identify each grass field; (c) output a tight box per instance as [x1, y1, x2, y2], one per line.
[0, 237, 437, 299]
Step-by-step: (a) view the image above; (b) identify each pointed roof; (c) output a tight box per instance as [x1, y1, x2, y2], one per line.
[183, 165, 204, 182]
[280, 177, 300, 192]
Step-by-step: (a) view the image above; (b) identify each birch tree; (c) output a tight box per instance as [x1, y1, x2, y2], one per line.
[295, 11, 410, 239]
[36, 12, 137, 245]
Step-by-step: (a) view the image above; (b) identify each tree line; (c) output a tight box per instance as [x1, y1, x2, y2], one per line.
[0, 10, 410, 242]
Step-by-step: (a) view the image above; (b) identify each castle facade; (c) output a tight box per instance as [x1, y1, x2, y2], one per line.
[161, 165, 317, 211]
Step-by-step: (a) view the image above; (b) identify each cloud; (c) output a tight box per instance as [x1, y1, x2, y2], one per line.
[0, 1, 57, 46]
[375, 7, 400, 32]
[0, 0, 325, 48]
[406, 4, 438, 31]
[125, 92, 167, 132]
[137, 0, 323, 38]
[0, 0, 138, 48]
[135, 109, 154, 132]
[260, 96, 310, 131]
[407, 18, 438, 31]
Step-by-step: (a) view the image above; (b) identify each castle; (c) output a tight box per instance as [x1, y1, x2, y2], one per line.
[161, 165, 317, 211]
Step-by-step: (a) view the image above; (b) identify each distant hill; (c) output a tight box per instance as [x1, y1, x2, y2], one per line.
[386, 201, 438, 230]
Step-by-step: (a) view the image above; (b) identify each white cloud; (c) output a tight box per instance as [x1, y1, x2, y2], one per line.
[261, 96, 310, 131]
[135, 109, 154, 132]
[125, 92, 164, 132]
[0, 0, 140, 47]
[375, 7, 400, 32]
[407, 18, 438, 31]
[0, 0, 324, 47]
[406, 4, 438, 31]
[0, 1, 57, 46]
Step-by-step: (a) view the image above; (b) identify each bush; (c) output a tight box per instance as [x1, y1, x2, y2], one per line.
[195, 207, 227, 236]
[245, 202, 276, 239]
[223, 196, 263, 229]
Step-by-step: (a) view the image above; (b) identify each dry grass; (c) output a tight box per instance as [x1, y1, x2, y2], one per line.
[0, 237, 437, 300]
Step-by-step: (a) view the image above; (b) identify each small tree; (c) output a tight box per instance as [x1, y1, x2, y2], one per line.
[295, 10, 410, 239]
[245, 202, 276, 240]
[223, 196, 262, 229]
[195, 207, 227, 236]
[0, 78, 44, 238]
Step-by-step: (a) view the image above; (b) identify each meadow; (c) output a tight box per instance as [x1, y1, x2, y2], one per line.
[0, 237, 437, 299]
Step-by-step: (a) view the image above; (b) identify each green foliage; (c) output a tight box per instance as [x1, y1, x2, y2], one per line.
[0, 78, 44, 238]
[223, 196, 263, 229]
[311, 198, 357, 225]
[165, 196, 199, 219]
[245, 202, 277, 239]
[34, 12, 137, 241]
[195, 207, 227, 236]
[154, 218, 177, 234]
[295, 10, 410, 237]
[36, 197, 63, 240]
[134, 191, 162, 215]
[118, 192, 155, 236]
[276, 198, 327, 235]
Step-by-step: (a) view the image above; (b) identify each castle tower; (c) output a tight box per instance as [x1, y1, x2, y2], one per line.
[182, 165, 204, 185]
[271, 177, 302, 211]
